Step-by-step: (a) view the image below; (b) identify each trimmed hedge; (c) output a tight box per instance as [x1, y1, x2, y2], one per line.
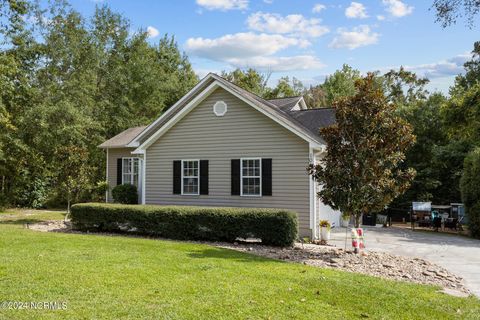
[70, 203, 298, 246]
[112, 184, 138, 204]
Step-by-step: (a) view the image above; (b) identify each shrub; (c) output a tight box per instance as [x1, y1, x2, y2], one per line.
[70, 203, 298, 246]
[112, 184, 138, 204]
[460, 148, 480, 238]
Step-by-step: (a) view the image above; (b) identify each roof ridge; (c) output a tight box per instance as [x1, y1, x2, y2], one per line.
[209, 73, 283, 110]
[267, 96, 303, 100]
[294, 107, 335, 111]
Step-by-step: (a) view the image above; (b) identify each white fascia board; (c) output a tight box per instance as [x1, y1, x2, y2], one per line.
[298, 97, 308, 110]
[133, 82, 219, 153]
[126, 74, 214, 147]
[131, 149, 145, 155]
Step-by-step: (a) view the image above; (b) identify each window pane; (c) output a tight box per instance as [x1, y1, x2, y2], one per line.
[123, 159, 132, 174]
[242, 177, 260, 195]
[183, 161, 199, 177]
[242, 159, 260, 177]
[183, 177, 198, 194]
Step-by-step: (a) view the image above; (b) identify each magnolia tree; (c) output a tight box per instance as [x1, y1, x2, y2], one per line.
[309, 74, 416, 228]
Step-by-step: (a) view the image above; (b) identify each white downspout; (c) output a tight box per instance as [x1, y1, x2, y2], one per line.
[309, 143, 316, 239]
[105, 148, 109, 203]
[142, 150, 146, 205]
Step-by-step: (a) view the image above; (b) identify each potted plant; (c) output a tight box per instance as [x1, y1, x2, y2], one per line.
[319, 220, 331, 242]
[341, 213, 350, 227]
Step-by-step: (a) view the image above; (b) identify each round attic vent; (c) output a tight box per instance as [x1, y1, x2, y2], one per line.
[213, 101, 227, 117]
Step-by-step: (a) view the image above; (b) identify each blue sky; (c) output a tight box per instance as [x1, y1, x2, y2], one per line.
[69, 0, 479, 93]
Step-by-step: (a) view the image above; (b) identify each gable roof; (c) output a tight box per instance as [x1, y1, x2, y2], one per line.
[99, 126, 147, 149]
[268, 96, 305, 112]
[99, 73, 335, 150]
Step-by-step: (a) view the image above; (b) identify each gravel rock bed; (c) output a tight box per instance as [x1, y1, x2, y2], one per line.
[214, 242, 470, 296]
[28, 220, 471, 296]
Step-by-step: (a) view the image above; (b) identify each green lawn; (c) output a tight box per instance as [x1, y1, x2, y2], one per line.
[1, 210, 479, 319]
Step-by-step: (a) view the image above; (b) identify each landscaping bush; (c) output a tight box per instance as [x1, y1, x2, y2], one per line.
[70, 203, 298, 246]
[460, 148, 480, 239]
[111, 184, 138, 204]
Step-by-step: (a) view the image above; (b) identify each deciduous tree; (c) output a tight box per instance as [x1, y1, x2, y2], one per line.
[308, 74, 416, 228]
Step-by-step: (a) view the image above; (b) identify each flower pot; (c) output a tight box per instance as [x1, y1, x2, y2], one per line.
[320, 227, 330, 241]
[341, 217, 349, 227]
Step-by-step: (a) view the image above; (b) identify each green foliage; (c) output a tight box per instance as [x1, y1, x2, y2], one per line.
[70, 203, 298, 246]
[433, 0, 480, 27]
[382, 67, 429, 106]
[391, 93, 448, 206]
[319, 64, 360, 107]
[309, 74, 416, 226]
[93, 180, 109, 202]
[460, 148, 480, 238]
[265, 76, 304, 99]
[454, 41, 480, 91]
[319, 220, 331, 230]
[111, 184, 138, 204]
[54, 146, 93, 211]
[221, 68, 271, 98]
[0, 1, 198, 208]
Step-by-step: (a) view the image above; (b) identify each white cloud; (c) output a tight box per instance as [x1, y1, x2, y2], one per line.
[329, 25, 379, 50]
[227, 55, 324, 71]
[263, 0, 273, 3]
[382, 0, 413, 17]
[312, 3, 326, 13]
[400, 53, 471, 79]
[246, 12, 329, 38]
[345, 2, 368, 19]
[147, 26, 159, 38]
[196, 0, 248, 11]
[185, 32, 323, 72]
[186, 32, 309, 60]
[377, 15, 385, 21]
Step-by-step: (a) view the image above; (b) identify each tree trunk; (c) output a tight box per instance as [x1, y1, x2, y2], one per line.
[354, 213, 361, 228]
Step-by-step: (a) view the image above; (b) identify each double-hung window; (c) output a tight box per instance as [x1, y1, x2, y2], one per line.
[122, 157, 140, 186]
[182, 160, 199, 195]
[241, 158, 261, 196]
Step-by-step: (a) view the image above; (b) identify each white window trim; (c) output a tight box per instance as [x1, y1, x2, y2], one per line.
[121, 157, 140, 185]
[213, 100, 227, 117]
[181, 159, 200, 196]
[240, 157, 262, 197]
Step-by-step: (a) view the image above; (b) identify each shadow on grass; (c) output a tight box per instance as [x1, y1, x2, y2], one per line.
[0, 218, 47, 225]
[187, 247, 283, 264]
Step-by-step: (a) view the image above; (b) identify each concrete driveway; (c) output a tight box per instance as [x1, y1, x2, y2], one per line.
[329, 226, 480, 297]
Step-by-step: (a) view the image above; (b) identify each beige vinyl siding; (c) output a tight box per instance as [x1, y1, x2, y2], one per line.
[145, 87, 312, 236]
[106, 147, 136, 202]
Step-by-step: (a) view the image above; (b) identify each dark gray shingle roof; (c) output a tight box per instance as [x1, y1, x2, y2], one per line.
[286, 108, 336, 141]
[267, 96, 303, 112]
[98, 126, 147, 148]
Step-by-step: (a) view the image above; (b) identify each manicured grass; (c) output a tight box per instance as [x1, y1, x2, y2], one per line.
[0, 208, 65, 223]
[0, 211, 479, 319]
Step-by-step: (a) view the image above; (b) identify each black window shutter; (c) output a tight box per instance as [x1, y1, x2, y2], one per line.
[200, 160, 209, 195]
[231, 159, 240, 195]
[262, 158, 272, 196]
[117, 158, 122, 185]
[173, 160, 181, 194]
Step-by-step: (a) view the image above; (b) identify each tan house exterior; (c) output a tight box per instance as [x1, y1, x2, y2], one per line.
[99, 73, 341, 238]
